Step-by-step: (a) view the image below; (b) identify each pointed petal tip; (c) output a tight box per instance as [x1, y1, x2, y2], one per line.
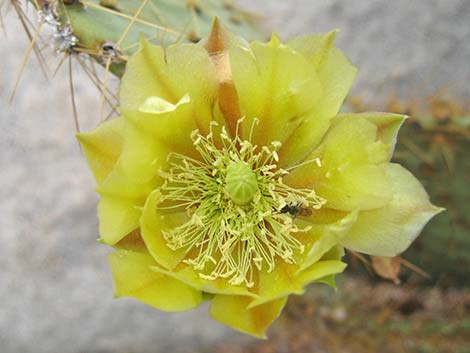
[269, 32, 281, 45]
[205, 17, 232, 54]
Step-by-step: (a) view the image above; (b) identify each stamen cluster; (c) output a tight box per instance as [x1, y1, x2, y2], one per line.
[158, 120, 325, 287]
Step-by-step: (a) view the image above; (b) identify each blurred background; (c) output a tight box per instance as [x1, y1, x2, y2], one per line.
[1, 1, 469, 352]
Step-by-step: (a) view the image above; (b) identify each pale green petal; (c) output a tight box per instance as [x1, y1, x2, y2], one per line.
[286, 116, 395, 211]
[316, 164, 393, 210]
[109, 249, 202, 312]
[120, 39, 218, 136]
[295, 211, 358, 271]
[210, 294, 288, 339]
[321, 116, 385, 166]
[334, 112, 407, 162]
[287, 31, 337, 69]
[230, 35, 322, 146]
[280, 44, 357, 166]
[341, 163, 444, 256]
[76, 117, 124, 184]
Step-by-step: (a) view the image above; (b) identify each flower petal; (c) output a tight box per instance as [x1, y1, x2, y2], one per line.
[76, 117, 124, 183]
[118, 114, 172, 184]
[151, 264, 257, 298]
[230, 35, 322, 146]
[114, 229, 147, 252]
[97, 195, 143, 245]
[279, 39, 357, 166]
[109, 248, 202, 312]
[96, 167, 156, 245]
[295, 211, 358, 271]
[341, 163, 444, 256]
[287, 31, 337, 68]
[203, 19, 244, 136]
[210, 294, 288, 338]
[140, 189, 188, 270]
[286, 116, 394, 211]
[249, 259, 346, 308]
[335, 112, 407, 162]
[120, 38, 218, 138]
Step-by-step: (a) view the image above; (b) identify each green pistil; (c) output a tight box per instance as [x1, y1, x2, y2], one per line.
[225, 161, 258, 205]
[158, 120, 325, 287]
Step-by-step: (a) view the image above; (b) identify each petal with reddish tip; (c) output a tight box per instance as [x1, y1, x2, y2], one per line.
[203, 19, 243, 136]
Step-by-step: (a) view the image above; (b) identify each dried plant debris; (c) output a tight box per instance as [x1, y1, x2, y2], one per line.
[213, 278, 470, 353]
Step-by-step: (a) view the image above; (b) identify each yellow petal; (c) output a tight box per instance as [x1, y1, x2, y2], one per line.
[230, 35, 322, 146]
[95, 167, 156, 245]
[210, 294, 288, 339]
[97, 195, 142, 245]
[341, 163, 444, 256]
[139, 93, 191, 114]
[118, 116, 171, 184]
[109, 249, 202, 312]
[280, 43, 357, 166]
[140, 189, 188, 270]
[76, 117, 124, 183]
[249, 259, 346, 308]
[151, 264, 257, 298]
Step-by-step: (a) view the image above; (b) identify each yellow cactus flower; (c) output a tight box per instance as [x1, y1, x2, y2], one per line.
[77, 21, 442, 338]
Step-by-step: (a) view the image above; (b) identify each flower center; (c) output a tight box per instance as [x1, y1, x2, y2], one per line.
[157, 119, 325, 287]
[225, 161, 258, 205]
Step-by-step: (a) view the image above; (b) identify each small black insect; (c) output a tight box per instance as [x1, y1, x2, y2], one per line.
[279, 202, 312, 218]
